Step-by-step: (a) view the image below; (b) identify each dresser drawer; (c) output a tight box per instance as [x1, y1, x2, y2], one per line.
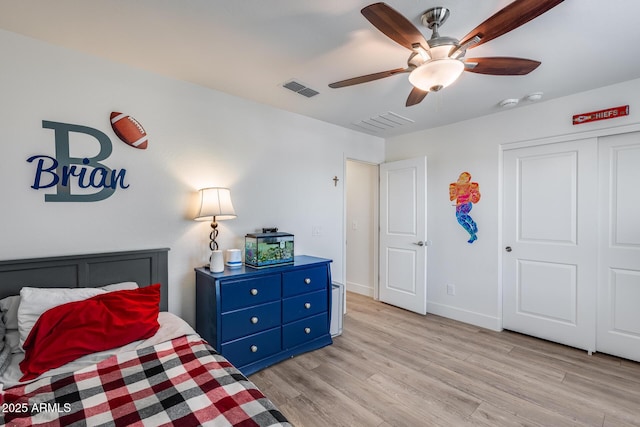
[282, 266, 327, 297]
[282, 312, 329, 349]
[220, 274, 280, 312]
[221, 327, 281, 369]
[282, 290, 327, 323]
[221, 301, 281, 342]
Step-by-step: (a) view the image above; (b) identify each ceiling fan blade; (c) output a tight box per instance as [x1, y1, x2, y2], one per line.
[361, 2, 429, 50]
[460, 0, 564, 49]
[329, 67, 409, 88]
[464, 57, 541, 75]
[406, 87, 428, 107]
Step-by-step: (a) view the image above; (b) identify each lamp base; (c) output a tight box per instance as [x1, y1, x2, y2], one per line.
[209, 219, 219, 251]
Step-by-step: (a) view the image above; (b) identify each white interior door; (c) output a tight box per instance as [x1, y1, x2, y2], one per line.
[502, 139, 597, 352]
[379, 157, 427, 315]
[597, 132, 640, 362]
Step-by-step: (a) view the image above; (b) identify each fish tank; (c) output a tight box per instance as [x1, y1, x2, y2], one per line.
[245, 232, 294, 268]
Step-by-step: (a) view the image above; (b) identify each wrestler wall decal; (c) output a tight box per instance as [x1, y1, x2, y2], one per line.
[449, 172, 481, 243]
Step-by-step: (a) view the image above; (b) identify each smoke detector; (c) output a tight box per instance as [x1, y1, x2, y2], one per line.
[524, 92, 543, 102]
[499, 98, 519, 108]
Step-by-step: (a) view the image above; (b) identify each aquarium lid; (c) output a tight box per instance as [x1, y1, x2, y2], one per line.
[246, 232, 294, 238]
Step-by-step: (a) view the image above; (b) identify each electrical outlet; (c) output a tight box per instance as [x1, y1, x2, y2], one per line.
[447, 284, 456, 296]
[312, 226, 323, 236]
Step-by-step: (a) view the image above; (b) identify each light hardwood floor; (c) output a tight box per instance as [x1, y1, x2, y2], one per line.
[250, 292, 640, 427]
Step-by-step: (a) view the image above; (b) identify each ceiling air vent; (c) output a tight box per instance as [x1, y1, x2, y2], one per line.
[282, 80, 319, 98]
[352, 112, 414, 133]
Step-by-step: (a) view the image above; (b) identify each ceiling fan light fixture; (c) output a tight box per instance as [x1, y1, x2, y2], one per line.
[330, 1, 562, 108]
[408, 58, 464, 92]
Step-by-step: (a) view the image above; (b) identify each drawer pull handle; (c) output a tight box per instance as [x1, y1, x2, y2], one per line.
[250, 288, 258, 296]
[250, 345, 258, 353]
[304, 327, 311, 334]
[251, 316, 259, 324]
[304, 278, 311, 284]
[304, 302, 311, 309]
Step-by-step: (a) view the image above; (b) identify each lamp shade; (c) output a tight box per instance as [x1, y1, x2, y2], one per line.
[195, 187, 236, 221]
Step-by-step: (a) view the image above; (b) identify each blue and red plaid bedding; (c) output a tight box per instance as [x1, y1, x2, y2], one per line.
[1, 335, 290, 426]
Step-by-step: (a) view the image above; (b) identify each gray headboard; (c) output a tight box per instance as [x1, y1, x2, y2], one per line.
[0, 248, 169, 311]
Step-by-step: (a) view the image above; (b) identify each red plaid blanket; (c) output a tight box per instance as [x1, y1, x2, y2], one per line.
[1, 335, 290, 426]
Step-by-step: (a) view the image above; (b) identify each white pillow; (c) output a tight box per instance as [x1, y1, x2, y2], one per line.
[17, 282, 139, 348]
[18, 287, 106, 348]
[102, 282, 138, 292]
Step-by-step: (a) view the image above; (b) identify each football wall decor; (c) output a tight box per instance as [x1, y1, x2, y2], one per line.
[110, 112, 148, 149]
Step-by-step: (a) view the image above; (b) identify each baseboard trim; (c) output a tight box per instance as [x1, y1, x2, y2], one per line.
[346, 281, 373, 297]
[427, 301, 502, 332]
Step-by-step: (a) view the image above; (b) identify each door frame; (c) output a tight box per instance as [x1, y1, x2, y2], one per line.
[342, 157, 380, 308]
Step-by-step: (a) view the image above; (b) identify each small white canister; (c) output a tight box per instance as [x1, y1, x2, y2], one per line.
[225, 249, 242, 269]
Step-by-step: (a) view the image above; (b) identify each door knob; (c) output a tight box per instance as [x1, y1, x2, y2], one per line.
[505, 246, 512, 252]
[413, 241, 425, 246]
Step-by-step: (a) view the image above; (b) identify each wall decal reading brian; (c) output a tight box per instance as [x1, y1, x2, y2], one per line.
[449, 172, 481, 244]
[27, 120, 129, 202]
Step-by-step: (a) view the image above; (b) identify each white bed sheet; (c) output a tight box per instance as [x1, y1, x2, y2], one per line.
[0, 311, 197, 389]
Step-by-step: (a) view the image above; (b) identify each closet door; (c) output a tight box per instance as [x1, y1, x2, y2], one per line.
[597, 132, 640, 362]
[502, 139, 598, 352]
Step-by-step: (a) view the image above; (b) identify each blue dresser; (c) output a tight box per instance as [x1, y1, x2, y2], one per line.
[195, 255, 333, 375]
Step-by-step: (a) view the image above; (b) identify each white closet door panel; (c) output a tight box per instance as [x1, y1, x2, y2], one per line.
[598, 133, 640, 362]
[503, 139, 597, 352]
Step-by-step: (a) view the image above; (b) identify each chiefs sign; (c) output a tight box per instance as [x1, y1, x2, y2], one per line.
[573, 105, 629, 125]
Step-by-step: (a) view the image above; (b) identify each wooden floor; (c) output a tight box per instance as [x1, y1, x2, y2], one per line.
[250, 292, 640, 427]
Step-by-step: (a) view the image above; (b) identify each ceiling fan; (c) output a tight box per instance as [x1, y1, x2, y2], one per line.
[329, 0, 564, 107]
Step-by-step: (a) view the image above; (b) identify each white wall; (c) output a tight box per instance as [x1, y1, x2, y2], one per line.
[386, 78, 640, 330]
[0, 29, 385, 326]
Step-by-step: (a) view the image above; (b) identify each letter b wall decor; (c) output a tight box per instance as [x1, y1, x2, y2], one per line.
[27, 120, 130, 202]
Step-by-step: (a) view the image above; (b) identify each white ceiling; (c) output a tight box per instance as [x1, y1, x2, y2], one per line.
[2, 0, 640, 137]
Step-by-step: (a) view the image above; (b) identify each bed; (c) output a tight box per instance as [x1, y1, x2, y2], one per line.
[0, 248, 290, 426]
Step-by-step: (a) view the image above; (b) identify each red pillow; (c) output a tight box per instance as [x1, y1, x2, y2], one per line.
[19, 284, 161, 381]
